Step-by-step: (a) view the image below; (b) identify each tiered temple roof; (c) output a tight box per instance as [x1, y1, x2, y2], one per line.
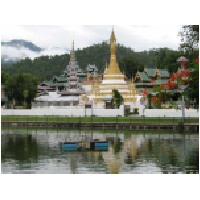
[159, 69, 170, 78]
[86, 64, 98, 75]
[135, 71, 150, 82]
[59, 41, 85, 96]
[144, 68, 157, 78]
[135, 67, 170, 93]
[89, 28, 137, 109]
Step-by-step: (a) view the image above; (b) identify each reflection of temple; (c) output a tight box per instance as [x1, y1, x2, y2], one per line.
[2, 129, 199, 174]
[88, 28, 138, 111]
[102, 135, 140, 173]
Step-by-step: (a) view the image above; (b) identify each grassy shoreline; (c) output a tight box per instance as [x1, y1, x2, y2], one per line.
[1, 115, 199, 124]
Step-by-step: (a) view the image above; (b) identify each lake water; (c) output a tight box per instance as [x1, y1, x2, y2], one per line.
[1, 128, 199, 174]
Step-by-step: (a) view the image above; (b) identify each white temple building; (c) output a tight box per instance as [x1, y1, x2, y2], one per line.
[86, 28, 141, 112]
[33, 41, 87, 108]
[32, 28, 142, 114]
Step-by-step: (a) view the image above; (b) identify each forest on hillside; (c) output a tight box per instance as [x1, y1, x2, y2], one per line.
[2, 42, 198, 81]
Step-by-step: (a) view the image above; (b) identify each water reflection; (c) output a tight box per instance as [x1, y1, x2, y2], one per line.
[1, 128, 199, 174]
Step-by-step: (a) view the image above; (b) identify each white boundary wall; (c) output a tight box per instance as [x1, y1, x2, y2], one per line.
[1, 106, 124, 117]
[139, 106, 199, 118]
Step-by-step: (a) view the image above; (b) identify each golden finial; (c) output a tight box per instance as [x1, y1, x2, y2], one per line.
[70, 40, 75, 62]
[110, 26, 116, 43]
[103, 27, 122, 75]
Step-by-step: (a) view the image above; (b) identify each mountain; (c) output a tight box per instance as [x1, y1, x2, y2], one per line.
[1, 39, 43, 52]
[2, 42, 140, 81]
[3, 41, 193, 82]
[1, 39, 70, 65]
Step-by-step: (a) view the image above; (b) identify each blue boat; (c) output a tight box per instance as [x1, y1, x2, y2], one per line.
[91, 141, 109, 151]
[62, 142, 78, 151]
[60, 141, 109, 151]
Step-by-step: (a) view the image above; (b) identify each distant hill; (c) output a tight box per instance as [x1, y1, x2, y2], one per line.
[2, 42, 141, 81]
[2, 41, 196, 81]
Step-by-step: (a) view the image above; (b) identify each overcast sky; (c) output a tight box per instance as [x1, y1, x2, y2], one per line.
[1, 25, 182, 58]
[1, 0, 199, 199]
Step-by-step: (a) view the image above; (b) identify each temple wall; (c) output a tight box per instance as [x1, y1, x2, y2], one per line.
[1, 106, 124, 117]
[139, 106, 199, 118]
[82, 85, 92, 92]
[102, 80, 126, 84]
[2, 107, 198, 118]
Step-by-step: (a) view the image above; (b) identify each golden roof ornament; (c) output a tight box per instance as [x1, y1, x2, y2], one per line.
[104, 28, 123, 75]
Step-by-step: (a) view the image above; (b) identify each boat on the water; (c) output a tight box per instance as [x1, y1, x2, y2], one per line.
[60, 140, 109, 151]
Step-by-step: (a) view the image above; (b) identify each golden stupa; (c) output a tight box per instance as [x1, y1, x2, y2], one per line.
[89, 28, 137, 110]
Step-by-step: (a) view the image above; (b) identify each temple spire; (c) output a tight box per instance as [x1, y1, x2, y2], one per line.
[72, 40, 74, 51]
[70, 40, 76, 64]
[105, 28, 122, 75]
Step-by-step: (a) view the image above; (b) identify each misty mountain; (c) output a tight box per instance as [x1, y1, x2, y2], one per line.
[1, 39, 43, 52]
[1, 39, 69, 65]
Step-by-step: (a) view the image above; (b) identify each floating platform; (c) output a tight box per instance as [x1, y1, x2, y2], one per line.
[90, 141, 109, 151]
[62, 142, 78, 151]
[60, 141, 109, 151]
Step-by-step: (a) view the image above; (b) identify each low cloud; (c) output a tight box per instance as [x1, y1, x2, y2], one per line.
[1, 46, 40, 60]
[1, 46, 69, 61]
[1, 25, 181, 53]
[1, 25, 182, 64]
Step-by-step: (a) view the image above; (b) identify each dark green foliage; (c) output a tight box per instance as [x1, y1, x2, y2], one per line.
[119, 55, 143, 79]
[1, 71, 9, 84]
[3, 55, 69, 82]
[153, 86, 161, 93]
[184, 63, 199, 107]
[156, 93, 161, 109]
[160, 92, 170, 103]
[76, 42, 110, 74]
[112, 89, 124, 108]
[2, 42, 198, 85]
[5, 73, 38, 108]
[147, 93, 152, 109]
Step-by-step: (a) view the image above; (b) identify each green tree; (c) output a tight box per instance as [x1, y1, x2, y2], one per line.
[5, 73, 38, 108]
[23, 89, 29, 108]
[153, 86, 161, 93]
[119, 55, 142, 79]
[185, 63, 199, 107]
[1, 71, 9, 84]
[3, 41, 198, 84]
[112, 89, 124, 108]
[156, 93, 161, 108]
[155, 48, 167, 68]
[147, 93, 152, 109]
[160, 92, 170, 103]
